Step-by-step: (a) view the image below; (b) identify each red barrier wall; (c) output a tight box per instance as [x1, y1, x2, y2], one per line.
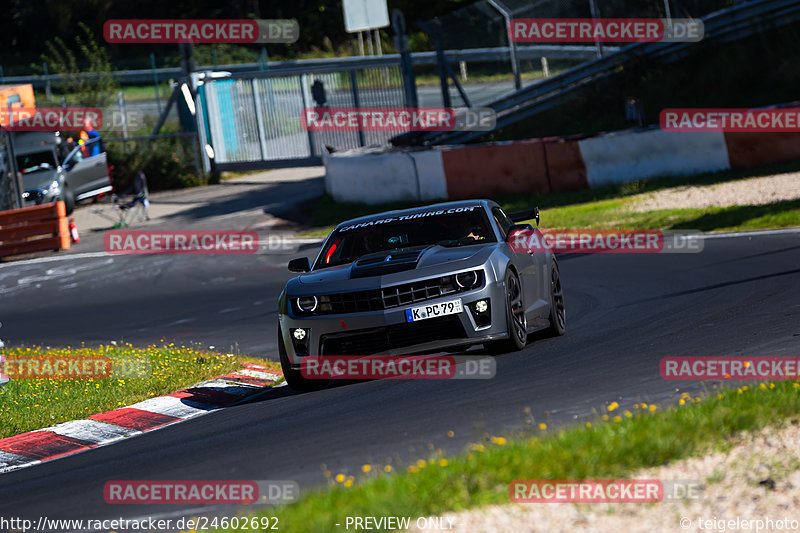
[724, 132, 800, 169]
[543, 140, 589, 191]
[441, 140, 550, 198]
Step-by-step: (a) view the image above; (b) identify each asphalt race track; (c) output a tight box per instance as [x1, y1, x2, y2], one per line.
[1, 230, 799, 522]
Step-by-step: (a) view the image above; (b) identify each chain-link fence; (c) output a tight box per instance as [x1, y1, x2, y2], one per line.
[200, 63, 407, 169]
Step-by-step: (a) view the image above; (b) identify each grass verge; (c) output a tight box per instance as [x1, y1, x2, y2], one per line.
[299, 161, 800, 236]
[0, 344, 280, 439]
[234, 381, 800, 533]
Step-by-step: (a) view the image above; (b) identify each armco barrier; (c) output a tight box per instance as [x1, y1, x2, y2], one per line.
[441, 140, 550, 198]
[724, 132, 800, 169]
[579, 129, 730, 188]
[0, 202, 71, 259]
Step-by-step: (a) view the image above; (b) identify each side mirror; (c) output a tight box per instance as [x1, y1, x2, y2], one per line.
[288, 257, 311, 273]
[507, 223, 534, 242]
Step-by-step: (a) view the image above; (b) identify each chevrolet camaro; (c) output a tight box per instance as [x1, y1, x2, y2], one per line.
[277, 199, 566, 390]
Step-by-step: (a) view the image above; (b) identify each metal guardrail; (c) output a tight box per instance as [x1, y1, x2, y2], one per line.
[1, 46, 616, 88]
[401, 0, 800, 146]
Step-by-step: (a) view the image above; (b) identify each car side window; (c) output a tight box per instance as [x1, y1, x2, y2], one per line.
[492, 207, 514, 238]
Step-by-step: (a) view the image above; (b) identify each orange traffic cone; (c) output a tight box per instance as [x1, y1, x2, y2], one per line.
[69, 217, 80, 243]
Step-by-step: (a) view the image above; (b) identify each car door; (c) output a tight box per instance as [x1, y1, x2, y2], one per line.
[62, 138, 110, 198]
[493, 206, 545, 325]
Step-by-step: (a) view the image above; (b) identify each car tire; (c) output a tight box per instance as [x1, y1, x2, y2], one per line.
[278, 325, 328, 391]
[546, 258, 566, 336]
[487, 269, 527, 354]
[61, 186, 75, 215]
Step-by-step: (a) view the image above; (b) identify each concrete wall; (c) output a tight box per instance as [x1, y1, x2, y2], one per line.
[578, 129, 730, 187]
[323, 127, 800, 203]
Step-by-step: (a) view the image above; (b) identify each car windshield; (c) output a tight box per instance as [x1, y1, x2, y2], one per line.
[17, 151, 57, 174]
[316, 206, 496, 269]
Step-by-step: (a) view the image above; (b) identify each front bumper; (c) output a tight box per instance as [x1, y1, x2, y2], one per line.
[23, 188, 59, 207]
[279, 278, 508, 369]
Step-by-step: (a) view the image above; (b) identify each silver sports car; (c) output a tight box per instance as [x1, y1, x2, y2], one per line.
[277, 199, 566, 390]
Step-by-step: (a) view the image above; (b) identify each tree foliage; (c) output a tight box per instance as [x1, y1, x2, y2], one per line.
[5, 0, 468, 72]
[37, 22, 119, 106]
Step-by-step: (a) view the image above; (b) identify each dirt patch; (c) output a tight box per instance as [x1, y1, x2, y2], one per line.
[629, 173, 800, 212]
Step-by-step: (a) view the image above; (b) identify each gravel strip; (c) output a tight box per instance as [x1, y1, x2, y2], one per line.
[629, 173, 800, 212]
[406, 423, 800, 533]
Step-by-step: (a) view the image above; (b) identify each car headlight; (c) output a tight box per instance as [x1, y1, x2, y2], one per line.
[47, 180, 60, 194]
[295, 296, 318, 313]
[456, 270, 480, 289]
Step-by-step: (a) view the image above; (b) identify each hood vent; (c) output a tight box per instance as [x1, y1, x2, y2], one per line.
[350, 246, 429, 279]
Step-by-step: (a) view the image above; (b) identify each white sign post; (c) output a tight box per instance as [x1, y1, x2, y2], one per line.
[343, 0, 389, 56]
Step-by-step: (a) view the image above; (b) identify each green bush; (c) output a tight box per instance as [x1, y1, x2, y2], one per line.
[106, 137, 214, 193]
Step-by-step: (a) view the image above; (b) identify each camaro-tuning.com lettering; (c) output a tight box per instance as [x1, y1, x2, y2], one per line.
[338, 206, 478, 232]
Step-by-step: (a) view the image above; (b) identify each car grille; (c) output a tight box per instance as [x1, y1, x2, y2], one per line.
[319, 315, 466, 355]
[300, 271, 484, 315]
[326, 278, 450, 313]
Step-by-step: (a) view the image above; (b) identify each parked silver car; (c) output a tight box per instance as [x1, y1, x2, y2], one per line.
[15, 132, 112, 215]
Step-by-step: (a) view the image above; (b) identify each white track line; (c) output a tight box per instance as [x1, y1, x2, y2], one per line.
[694, 228, 800, 239]
[0, 252, 112, 268]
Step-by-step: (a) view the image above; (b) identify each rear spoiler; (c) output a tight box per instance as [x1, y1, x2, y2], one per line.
[509, 207, 539, 226]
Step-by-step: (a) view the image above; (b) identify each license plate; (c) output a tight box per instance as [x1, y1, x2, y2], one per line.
[405, 298, 463, 322]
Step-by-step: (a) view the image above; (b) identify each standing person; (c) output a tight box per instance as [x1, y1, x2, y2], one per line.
[80, 117, 101, 157]
[64, 136, 77, 153]
[78, 130, 90, 158]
